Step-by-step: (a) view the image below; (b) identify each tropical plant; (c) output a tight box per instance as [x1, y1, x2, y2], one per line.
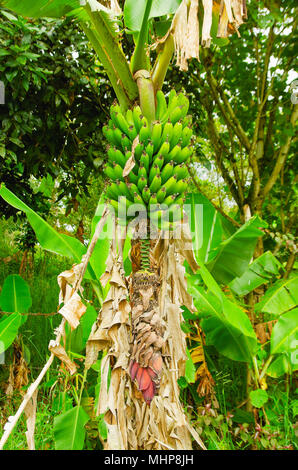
[4, 0, 295, 452]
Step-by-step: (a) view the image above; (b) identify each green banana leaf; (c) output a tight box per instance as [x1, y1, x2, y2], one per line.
[0, 274, 32, 313]
[255, 276, 298, 315]
[229, 251, 282, 296]
[206, 216, 266, 285]
[124, 0, 181, 32]
[0, 185, 99, 280]
[3, 0, 87, 19]
[185, 192, 266, 285]
[0, 313, 22, 353]
[54, 405, 89, 450]
[270, 308, 298, 357]
[187, 265, 258, 363]
[0, 274, 32, 352]
[266, 354, 291, 378]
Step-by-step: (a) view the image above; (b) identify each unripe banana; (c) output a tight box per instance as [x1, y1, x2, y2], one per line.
[175, 179, 188, 194]
[177, 93, 190, 117]
[134, 192, 144, 205]
[167, 89, 178, 113]
[106, 182, 120, 200]
[114, 111, 130, 137]
[128, 170, 138, 185]
[151, 121, 162, 152]
[156, 140, 170, 159]
[149, 193, 158, 206]
[156, 90, 168, 123]
[105, 164, 118, 181]
[110, 103, 121, 127]
[161, 161, 174, 183]
[175, 146, 192, 164]
[173, 164, 189, 181]
[132, 106, 143, 133]
[121, 134, 131, 152]
[164, 144, 181, 165]
[145, 141, 154, 162]
[134, 142, 144, 161]
[108, 147, 126, 168]
[163, 194, 176, 207]
[181, 126, 192, 147]
[168, 105, 184, 125]
[182, 115, 192, 128]
[170, 121, 183, 149]
[112, 162, 124, 180]
[140, 152, 150, 173]
[154, 154, 164, 170]
[127, 182, 141, 199]
[139, 121, 151, 144]
[142, 186, 151, 204]
[161, 121, 173, 144]
[149, 174, 161, 194]
[111, 127, 123, 148]
[137, 176, 147, 192]
[164, 175, 178, 196]
[149, 164, 160, 185]
[126, 108, 134, 127]
[117, 181, 133, 201]
[156, 186, 167, 203]
[138, 163, 147, 179]
[127, 125, 137, 141]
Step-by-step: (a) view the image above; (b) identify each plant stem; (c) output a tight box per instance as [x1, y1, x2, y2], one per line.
[152, 34, 175, 91]
[131, 0, 153, 74]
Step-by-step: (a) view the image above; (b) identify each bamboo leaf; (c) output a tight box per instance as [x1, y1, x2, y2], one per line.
[54, 405, 89, 450]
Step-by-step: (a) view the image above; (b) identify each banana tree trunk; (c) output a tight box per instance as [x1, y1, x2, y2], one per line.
[86, 218, 205, 450]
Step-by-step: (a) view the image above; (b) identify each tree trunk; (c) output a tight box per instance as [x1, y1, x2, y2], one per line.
[86, 218, 205, 450]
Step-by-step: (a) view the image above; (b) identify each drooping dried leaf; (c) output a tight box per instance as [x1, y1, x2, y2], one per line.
[24, 389, 38, 450]
[48, 341, 77, 375]
[58, 292, 87, 329]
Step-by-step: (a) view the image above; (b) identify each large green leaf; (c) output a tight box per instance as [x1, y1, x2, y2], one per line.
[124, 0, 181, 31]
[255, 276, 298, 315]
[3, 0, 86, 19]
[206, 216, 266, 285]
[0, 274, 32, 353]
[185, 193, 224, 264]
[187, 265, 258, 362]
[229, 251, 282, 296]
[0, 274, 32, 313]
[270, 308, 298, 356]
[0, 313, 22, 353]
[0, 185, 100, 280]
[54, 405, 89, 450]
[185, 192, 266, 285]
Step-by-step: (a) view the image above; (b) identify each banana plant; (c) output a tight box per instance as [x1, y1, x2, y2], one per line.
[2, 0, 249, 450]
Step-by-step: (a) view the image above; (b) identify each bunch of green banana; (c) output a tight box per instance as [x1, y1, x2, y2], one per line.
[103, 89, 193, 228]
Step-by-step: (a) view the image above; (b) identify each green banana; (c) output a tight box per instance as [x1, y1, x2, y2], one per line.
[164, 175, 178, 196]
[134, 142, 144, 161]
[151, 121, 162, 152]
[126, 108, 134, 127]
[164, 144, 181, 164]
[138, 163, 147, 179]
[114, 111, 130, 137]
[137, 176, 147, 192]
[117, 181, 133, 201]
[142, 186, 151, 204]
[156, 140, 170, 159]
[173, 164, 189, 181]
[149, 164, 160, 185]
[154, 154, 164, 170]
[149, 174, 161, 194]
[140, 152, 150, 173]
[181, 126, 192, 147]
[168, 106, 184, 125]
[156, 90, 168, 123]
[175, 179, 188, 194]
[170, 121, 183, 149]
[133, 192, 144, 205]
[175, 146, 192, 164]
[156, 186, 167, 203]
[160, 121, 173, 144]
[161, 161, 174, 183]
[108, 147, 126, 168]
[145, 141, 154, 162]
[149, 193, 158, 206]
[139, 121, 151, 144]
[132, 106, 143, 132]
